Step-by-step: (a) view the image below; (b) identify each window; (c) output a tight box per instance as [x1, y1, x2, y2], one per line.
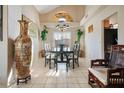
[54, 31, 71, 40]
[54, 31, 71, 47]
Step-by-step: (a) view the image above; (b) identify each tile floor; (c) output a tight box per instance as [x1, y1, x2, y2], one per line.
[9, 58, 91, 88]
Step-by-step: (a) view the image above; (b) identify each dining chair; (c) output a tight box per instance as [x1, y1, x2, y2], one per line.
[44, 43, 55, 68]
[68, 42, 80, 67]
[44, 43, 51, 67]
[74, 43, 80, 67]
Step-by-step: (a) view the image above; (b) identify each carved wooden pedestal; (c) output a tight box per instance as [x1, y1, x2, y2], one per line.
[17, 74, 31, 85]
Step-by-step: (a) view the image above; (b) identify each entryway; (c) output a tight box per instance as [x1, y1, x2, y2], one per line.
[103, 13, 118, 60]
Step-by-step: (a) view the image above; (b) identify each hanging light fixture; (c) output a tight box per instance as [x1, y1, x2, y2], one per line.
[58, 17, 66, 22]
[55, 11, 72, 32]
[56, 23, 69, 32]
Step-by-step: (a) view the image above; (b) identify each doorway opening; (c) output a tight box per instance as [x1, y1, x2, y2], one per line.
[103, 13, 118, 60]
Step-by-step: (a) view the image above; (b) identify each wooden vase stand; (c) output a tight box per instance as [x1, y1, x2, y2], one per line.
[17, 74, 31, 85]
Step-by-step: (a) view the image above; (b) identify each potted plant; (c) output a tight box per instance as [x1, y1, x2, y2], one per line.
[41, 25, 48, 48]
[76, 28, 84, 57]
[77, 28, 83, 43]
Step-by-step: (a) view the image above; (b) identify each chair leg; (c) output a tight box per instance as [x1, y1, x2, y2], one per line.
[74, 59, 76, 65]
[72, 59, 75, 69]
[45, 58, 47, 67]
[49, 60, 51, 69]
[54, 63, 55, 67]
[45, 58, 49, 67]
[66, 63, 68, 72]
[75, 58, 79, 67]
[54, 60, 56, 67]
[68, 60, 70, 67]
[77, 58, 79, 67]
[56, 63, 58, 72]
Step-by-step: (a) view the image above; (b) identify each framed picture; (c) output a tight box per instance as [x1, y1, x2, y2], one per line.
[88, 24, 93, 33]
[0, 5, 3, 41]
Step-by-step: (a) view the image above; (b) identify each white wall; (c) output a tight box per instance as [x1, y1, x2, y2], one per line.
[80, 5, 124, 64]
[80, 5, 105, 25]
[118, 6, 124, 44]
[109, 13, 117, 25]
[0, 6, 8, 87]
[22, 5, 40, 28]
[8, 6, 22, 40]
[7, 5, 22, 86]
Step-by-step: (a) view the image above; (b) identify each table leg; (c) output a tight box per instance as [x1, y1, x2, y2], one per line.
[73, 53, 74, 69]
[49, 59, 51, 69]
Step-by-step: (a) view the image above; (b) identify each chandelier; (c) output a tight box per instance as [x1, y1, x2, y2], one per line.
[55, 11, 73, 32]
[56, 22, 69, 32]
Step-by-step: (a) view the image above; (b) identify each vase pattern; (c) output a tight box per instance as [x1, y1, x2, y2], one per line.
[15, 20, 32, 78]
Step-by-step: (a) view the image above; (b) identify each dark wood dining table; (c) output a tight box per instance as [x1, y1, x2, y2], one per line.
[49, 47, 75, 69]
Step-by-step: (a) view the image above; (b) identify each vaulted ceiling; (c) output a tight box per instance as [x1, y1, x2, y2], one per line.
[34, 5, 85, 23]
[34, 5, 60, 14]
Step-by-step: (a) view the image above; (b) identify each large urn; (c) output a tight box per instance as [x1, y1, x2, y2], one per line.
[15, 19, 32, 84]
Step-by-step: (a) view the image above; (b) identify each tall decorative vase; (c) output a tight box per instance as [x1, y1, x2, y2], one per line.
[15, 19, 32, 85]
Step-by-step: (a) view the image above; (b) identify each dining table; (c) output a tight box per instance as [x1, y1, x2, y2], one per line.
[48, 46, 75, 69]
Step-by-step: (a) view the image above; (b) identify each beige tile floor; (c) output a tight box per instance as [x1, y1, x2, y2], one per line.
[9, 58, 91, 88]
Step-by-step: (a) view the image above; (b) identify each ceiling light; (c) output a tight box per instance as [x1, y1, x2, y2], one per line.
[58, 17, 66, 22]
[56, 23, 69, 32]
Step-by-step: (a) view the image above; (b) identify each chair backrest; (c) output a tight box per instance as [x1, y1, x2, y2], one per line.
[73, 43, 80, 57]
[44, 43, 51, 52]
[115, 51, 124, 68]
[109, 45, 124, 68]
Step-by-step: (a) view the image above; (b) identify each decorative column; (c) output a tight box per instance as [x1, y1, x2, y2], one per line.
[15, 19, 32, 85]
